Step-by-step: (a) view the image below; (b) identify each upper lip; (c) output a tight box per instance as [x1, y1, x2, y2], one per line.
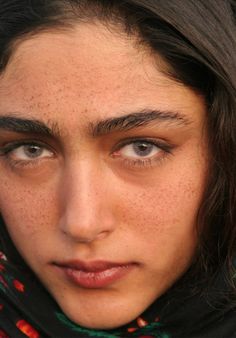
[54, 260, 134, 272]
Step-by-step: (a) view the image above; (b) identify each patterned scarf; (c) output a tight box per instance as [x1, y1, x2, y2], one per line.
[0, 218, 236, 337]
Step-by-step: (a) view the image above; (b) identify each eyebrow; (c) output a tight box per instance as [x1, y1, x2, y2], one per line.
[91, 109, 191, 137]
[0, 116, 61, 138]
[0, 109, 191, 138]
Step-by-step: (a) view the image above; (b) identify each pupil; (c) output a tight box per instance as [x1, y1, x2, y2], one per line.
[133, 142, 153, 157]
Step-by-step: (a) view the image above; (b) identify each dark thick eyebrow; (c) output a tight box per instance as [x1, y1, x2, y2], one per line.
[0, 109, 191, 139]
[0, 116, 61, 138]
[91, 109, 191, 137]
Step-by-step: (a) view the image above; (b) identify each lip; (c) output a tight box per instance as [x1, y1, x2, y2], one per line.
[54, 260, 137, 289]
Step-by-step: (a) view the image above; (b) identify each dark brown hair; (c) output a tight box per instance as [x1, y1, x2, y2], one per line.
[0, 0, 236, 288]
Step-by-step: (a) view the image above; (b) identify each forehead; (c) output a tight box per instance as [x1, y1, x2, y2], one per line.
[0, 22, 205, 126]
[1, 23, 154, 93]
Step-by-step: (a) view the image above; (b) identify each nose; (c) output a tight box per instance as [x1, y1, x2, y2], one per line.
[59, 162, 116, 243]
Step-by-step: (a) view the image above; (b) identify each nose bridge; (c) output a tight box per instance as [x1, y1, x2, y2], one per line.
[60, 160, 114, 242]
[66, 162, 100, 213]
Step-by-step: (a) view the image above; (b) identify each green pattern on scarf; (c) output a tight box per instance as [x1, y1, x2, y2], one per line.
[56, 312, 120, 337]
[56, 312, 170, 338]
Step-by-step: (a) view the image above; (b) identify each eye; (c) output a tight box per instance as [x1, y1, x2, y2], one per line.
[116, 140, 162, 160]
[11, 144, 52, 160]
[7, 144, 53, 161]
[111, 138, 174, 169]
[0, 141, 55, 167]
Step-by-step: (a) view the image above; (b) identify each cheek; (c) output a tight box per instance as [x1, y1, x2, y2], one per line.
[114, 168, 205, 264]
[117, 177, 203, 232]
[0, 180, 61, 270]
[0, 180, 58, 242]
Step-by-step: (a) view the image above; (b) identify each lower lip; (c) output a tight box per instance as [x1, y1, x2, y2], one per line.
[58, 264, 135, 289]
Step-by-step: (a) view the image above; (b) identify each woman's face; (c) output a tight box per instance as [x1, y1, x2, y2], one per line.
[0, 23, 208, 329]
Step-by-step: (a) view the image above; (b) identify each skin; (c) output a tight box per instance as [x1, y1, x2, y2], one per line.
[0, 22, 208, 329]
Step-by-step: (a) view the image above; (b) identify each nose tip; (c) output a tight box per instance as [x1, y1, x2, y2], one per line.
[62, 228, 110, 244]
[59, 168, 116, 243]
[60, 207, 115, 243]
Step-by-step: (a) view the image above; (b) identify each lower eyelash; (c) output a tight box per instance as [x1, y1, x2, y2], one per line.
[3, 156, 45, 170]
[121, 151, 170, 169]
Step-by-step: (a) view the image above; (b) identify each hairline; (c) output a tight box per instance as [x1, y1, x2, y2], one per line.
[0, 10, 178, 89]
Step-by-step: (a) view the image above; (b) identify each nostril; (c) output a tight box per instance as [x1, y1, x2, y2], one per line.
[60, 221, 112, 243]
[96, 231, 110, 240]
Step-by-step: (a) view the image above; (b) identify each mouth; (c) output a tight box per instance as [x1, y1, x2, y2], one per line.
[53, 260, 137, 289]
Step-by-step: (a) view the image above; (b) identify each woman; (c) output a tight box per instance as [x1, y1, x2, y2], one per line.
[0, 0, 235, 337]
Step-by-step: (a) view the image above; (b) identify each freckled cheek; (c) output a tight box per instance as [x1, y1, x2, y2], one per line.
[115, 176, 203, 240]
[0, 182, 59, 238]
[114, 181, 201, 273]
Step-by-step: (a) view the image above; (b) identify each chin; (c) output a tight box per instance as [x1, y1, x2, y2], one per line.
[57, 296, 145, 330]
[63, 306, 137, 330]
